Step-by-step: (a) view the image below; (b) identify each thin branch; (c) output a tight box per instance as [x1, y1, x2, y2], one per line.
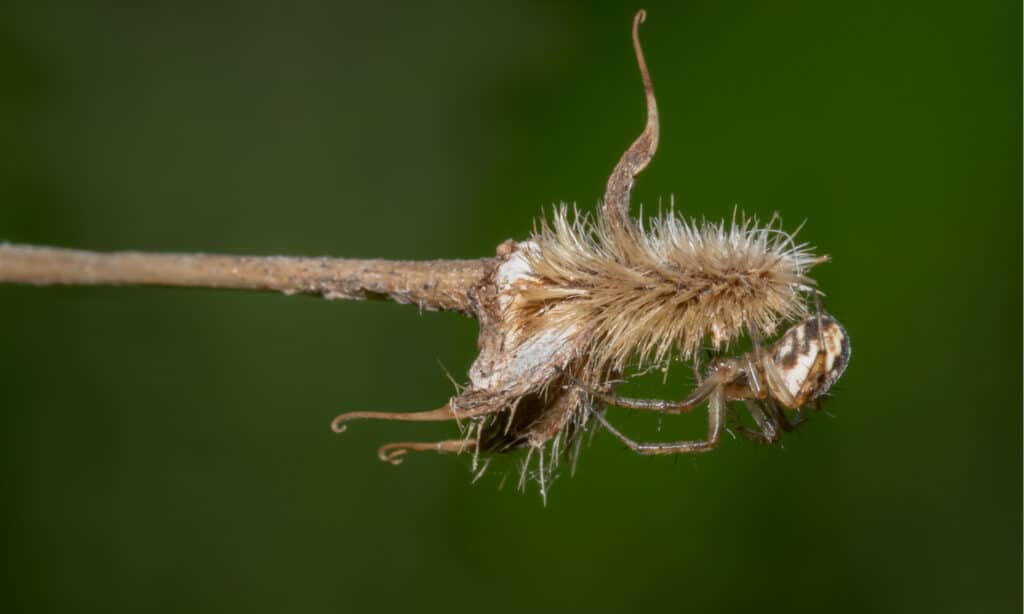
[0, 243, 490, 314]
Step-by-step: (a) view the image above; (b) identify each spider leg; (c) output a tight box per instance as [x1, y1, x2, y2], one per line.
[792, 300, 831, 407]
[768, 399, 807, 432]
[567, 368, 730, 414]
[724, 404, 752, 440]
[377, 439, 478, 466]
[792, 343, 830, 407]
[330, 402, 501, 434]
[586, 388, 726, 455]
[729, 414, 768, 443]
[747, 326, 765, 396]
[743, 400, 781, 443]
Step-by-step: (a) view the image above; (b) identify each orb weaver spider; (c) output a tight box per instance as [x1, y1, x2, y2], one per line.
[579, 311, 850, 454]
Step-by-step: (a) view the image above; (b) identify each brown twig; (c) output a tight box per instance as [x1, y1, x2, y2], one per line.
[0, 243, 489, 314]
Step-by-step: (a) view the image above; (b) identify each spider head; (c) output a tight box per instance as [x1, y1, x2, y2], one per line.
[770, 315, 850, 406]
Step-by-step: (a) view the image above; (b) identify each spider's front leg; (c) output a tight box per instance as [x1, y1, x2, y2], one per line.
[731, 400, 782, 444]
[586, 387, 727, 455]
[566, 365, 733, 415]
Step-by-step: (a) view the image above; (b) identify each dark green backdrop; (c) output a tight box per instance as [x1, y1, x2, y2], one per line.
[3, 2, 1020, 612]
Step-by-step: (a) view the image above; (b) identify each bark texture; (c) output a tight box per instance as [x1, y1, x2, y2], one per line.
[0, 243, 490, 314]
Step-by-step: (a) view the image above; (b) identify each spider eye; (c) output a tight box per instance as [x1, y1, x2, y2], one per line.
[771, 315, 851, 402]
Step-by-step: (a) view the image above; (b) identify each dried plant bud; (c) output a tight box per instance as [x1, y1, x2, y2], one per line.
[523, 207, 825, 372]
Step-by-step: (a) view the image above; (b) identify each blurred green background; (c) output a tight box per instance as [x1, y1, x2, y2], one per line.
[2, 1, 1020, 612]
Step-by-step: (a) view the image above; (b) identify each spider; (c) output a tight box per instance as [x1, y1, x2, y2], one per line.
[578, 311, 850, 455]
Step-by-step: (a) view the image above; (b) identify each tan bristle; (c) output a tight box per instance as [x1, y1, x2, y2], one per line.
[520, 204, 827, 373]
